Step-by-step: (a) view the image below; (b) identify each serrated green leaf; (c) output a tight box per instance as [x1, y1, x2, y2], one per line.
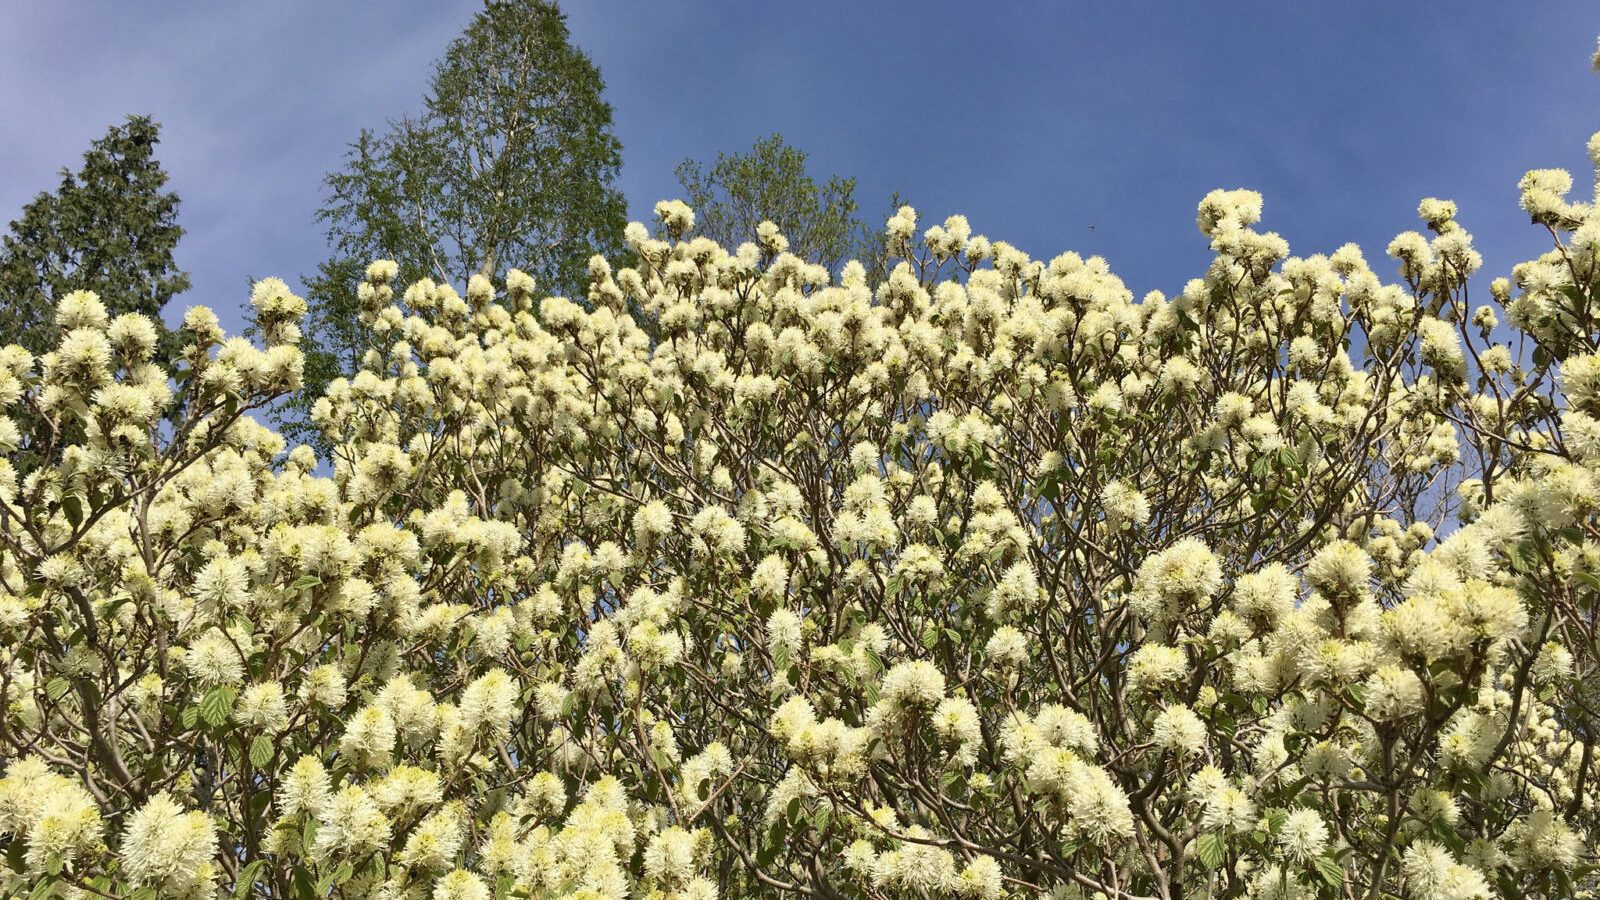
[1196, 832, 1227, 870]
[45, 677, 70, 702]
[200, 687, 235, 728]
[1312, 853, 1344, 887]
[1263, 807, 1288, 833]
[235, 859, 264, 900]
[250, 735, 274, 769]
[650, 747, 672, 773]
[292, 865, 317, 900]
[289, 575, 323, 592]
[757, 820, 787, 867]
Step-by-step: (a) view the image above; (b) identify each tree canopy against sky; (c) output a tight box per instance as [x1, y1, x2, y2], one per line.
[290, 0, 627, 445]
[675, 133, 868, 273]
[0, 114, 187, 358]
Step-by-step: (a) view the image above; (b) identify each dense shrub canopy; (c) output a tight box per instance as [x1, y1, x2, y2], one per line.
[2, 135, 1600, 900]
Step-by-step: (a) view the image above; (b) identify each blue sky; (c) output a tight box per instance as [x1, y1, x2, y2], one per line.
[2, 2, 1597, 335]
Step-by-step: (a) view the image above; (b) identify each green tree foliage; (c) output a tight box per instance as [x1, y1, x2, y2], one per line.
[291, 0, 627, 446]
[0, 115, 187, 357]
[675, 133, 870, 272]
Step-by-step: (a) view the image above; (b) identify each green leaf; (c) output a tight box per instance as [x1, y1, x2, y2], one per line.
[1505, 541, 1536, 574]
[1312, 853, 1344, 888]
[62, 494, 84, 529]
[250, 735, 274, 769]
[649, 747, 672, 773]
[289, 575, 323, 592]
[1196, 832, 1227, 870]
[811, 805, 831, 834]
[757, 819, 788, 867]
[181, 704, 201, 730]
[200, 686, 235, 728]
[292, 865, 317, 900]
[248, 790, 272, 822]
[235, 859, 264, 900]
[5, 839, 25, 873]
[44, 677, 70, 702]
[1263, 807, 1289, 834]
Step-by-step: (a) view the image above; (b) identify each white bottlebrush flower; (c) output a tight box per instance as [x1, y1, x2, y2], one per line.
[1305, 539, 1372, 598]
[433, 868, 491, 900]
[313, 786, 391, 860]
[766, 608, 804, 660]
[644, 826, 700, 884]
[1363, 665, 1425, 720]
[986, 560, 1042, 620]
[1232, 564, 1297, 625]
[399, 802, 466, 871]
[1131, 538, 1222, 623]
[184, 630, 245, 686]
[1199, 784, 1258, 834]
[458, 668, 518, 738]
[1151, 704, 1206, 755]
[751, 553, 790, 599]
[281, 755, 332, 818]
[985, 625, 1029, 667]
[120, 794, 218, 891]
[1401, 840, 1492, 900]
[235, 682, 289, 732]
[956, 855, 1004, 900]
[1277, 808, 1329, 861]
[339, 705, 398, 769]
[1127, 643, 1188, 691]
[879, 660, 946, 712]
[1101, 479, 1151, 528]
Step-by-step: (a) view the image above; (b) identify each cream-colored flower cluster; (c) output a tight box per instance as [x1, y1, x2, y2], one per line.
[3, 124, 1600, 900]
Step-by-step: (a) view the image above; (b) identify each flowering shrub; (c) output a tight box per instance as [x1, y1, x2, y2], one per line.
[3, 137, 1600, 900]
